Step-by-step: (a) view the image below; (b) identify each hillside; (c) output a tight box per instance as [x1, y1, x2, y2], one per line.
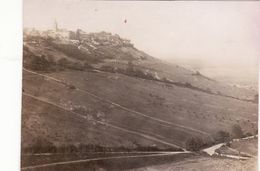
[22, 29, 258, 153]
[23, 29, 257, 101]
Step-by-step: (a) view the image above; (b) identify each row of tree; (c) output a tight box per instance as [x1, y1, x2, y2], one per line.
[22, 138, 181, 154]
[185, 124, 255, 151]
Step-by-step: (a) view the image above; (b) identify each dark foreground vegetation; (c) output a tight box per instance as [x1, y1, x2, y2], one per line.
[21, 152, 194, 170]
[22, 137, 182, 155]
[185, 124, 257, 151]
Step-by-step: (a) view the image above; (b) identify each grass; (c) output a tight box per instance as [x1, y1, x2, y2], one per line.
[47, 70, 258, 134]
[230, 137, 258, 156]
[22, 69, 257, 150]
[21, 153, 194, 171]
[21, 35, 258, 170]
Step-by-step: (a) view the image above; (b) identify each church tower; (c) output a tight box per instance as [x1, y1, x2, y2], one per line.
[54, 19, 58, 31]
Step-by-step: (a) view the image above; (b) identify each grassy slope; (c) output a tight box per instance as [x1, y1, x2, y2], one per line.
[48, 70, 257, 133]
[230, 138, 258, 156]
[22, 35, 258, 151]
[137, 58, 257, 100]
[97, 56, 257, 100]
[24, 36, 257, 101]
[22, 94, 169, 149]
[22, 68, 257, 149]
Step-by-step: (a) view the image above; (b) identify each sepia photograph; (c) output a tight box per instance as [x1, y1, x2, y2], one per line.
[21, 1, 259, 170]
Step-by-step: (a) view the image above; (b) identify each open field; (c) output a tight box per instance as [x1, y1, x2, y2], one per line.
[129, 155, 257, 171]
[230, 137, 258, 156]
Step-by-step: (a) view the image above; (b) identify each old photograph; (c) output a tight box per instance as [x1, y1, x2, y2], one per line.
[22, 1, 259, 170]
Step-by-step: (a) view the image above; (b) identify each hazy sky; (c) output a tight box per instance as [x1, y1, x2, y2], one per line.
[24, 0, 259, 72]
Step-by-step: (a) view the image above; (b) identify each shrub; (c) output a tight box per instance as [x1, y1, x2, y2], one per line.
[232, 124, 244, 138]
[253, 94, 258, 103]
[69, 62, 84, 71]
[57, 58, 84, 71]
[100, 65, 116, 73]
[27, 54, 56, 72]
[30, 137, 56, 153]
[68, 84, 76, 90]
[57, 58, 70, 68]
[162, 77, 173, 84]
[206, 88, 212, 93]
[214, 131, 231, 143]
[83, 62, 93, 69]
[185, 137, 204, 151]
[184, 82, 192, 88]
[226, 142, 231, 147]
[245, 132, 253, 137]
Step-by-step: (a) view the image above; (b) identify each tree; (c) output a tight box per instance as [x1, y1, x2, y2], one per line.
[215, 131, 231, 143]
[185, 137, 204, 151]
[232, 124, 244, 138]
[253, 94, 258, 103]
[245, 132, 253, 137]
[76, 29, 82, 40]
[126, 61, 134, 74]
[31, 137, 55, 153]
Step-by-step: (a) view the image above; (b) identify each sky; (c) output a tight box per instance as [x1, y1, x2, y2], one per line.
[24, 0, 259, 80]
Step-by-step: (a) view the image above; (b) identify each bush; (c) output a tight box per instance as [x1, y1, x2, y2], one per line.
[27, 54, 56, 72]
[214, 131, 231, 143]
[83, 62, 93, 69]
[184, 82, 192, 88]
[253, 94, 258, 103]
[57, 58, 85, 71]
[57, 58, 70, 67]
[232, 124, 244, 138]
[185, 137, 204, 151]
[206, 88, 212, 93]
[29, 137, 56, 153]
[125, 68, 156, 80]
[68, 84, 76, 90]
[100, 65, 116, 73]
[244, 132, 253, 137]
[217, 91, 222, 95]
